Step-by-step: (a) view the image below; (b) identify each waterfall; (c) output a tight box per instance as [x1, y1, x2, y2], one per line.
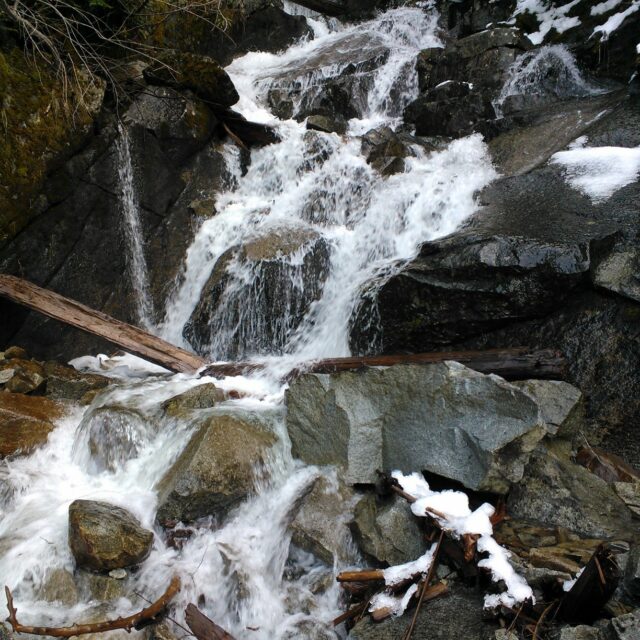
[493, 45, 606, 117]
[116, 123, 154, 330]
[0, 6, 501, 640]
[160, 7, 497, 363]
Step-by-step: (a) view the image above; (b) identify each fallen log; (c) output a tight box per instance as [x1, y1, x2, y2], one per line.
[185, 603, 236, 640]
[201, 348, 566, 380]
[4, 575, 181, 637]
[0, 275, 206, 374]
[287, 0, 345, 16]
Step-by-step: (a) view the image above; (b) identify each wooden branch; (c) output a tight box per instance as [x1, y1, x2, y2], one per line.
[201, 348, 567, 381]
[337, 570, 385, 583]
[332, 601, 368, 626]
[559, 544, 620, 624]
[4, 576, 181, 637]
[0, 275, 205, 374]
[370, 582, 448, 623]
[185, 603, 236, 640]
[402, 531, 445, 640]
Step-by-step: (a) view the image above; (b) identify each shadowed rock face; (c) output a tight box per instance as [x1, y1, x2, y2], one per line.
[286, 361, 548, 493]
[68, 500, 154, 571]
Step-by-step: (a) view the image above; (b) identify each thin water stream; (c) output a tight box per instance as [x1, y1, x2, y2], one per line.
[0, 5, 502, 639]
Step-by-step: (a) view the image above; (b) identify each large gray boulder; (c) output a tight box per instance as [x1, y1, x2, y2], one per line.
[290, 474, 358, 565]
[604, 610, 640, 640]
[286, 362, 546, 493]
[185, 227, 330, 358]
[512, 379, 584, 437]
[348, 586, 496, 639]
[508, 441, 639, 541]
[68, 500, 153, 571]
[156, 411, 277, 523]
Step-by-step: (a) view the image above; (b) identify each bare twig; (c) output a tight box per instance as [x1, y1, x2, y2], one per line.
[4, 576, 181, 637]
[402, 530, 445, 640]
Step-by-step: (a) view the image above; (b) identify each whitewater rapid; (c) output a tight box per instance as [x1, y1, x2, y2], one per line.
[0, 5, 500, 639]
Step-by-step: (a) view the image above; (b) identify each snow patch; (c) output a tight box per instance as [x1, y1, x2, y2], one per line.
[391, 472, 534, 609]
[513, 0, 581, 46]
[550, 145, 640, 202]
[591, 0, 624, 16]
[592, 1, 640, 41]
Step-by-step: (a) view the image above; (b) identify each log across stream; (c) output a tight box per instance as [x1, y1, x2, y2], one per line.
[0, 275, 566, 380]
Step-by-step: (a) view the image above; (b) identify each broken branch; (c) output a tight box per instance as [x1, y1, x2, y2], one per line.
[4, 575, 181, 637]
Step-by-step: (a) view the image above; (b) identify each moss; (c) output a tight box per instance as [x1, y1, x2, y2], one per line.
[0, 49, 102, 247]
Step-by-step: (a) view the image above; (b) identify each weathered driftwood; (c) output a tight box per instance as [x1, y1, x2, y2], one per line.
[201, 348, 567, 380]
[0, 275, 206, 374]
[287, 0, 345, 16]
[4, 576, 181, 637]
[559, 543, 620, 624]
[185, 603, 236, 640]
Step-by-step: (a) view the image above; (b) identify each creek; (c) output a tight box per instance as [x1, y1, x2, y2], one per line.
[0, 5, 501, 639]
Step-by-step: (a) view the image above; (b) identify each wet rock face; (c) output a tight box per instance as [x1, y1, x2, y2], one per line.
[143, 51, 239, 107]
[124, 86, 218, 165]
[158, 1, 311, 67]
[266, 32, 389, 123]
[286, 362, 546, 493]
[0, 392, 65, 457]
[79, 405, 154, 473]
[351, 233, 590, 354]
[405, 27, 531, 138]
[68, 500, 153, 571]
[185, 228, 331, 359]
[291, 474, 357, 565]
[156, 412, 277, 523]
[162, 383, 226, 418]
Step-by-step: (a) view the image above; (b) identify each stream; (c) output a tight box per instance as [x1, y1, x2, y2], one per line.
[0, 4, 501, 639]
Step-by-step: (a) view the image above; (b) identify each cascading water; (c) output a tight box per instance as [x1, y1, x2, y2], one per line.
[493, 44, 607, 117]
[160, 6, 497, 363]
[116, 123, 154, 330]
[0, 5, 500, 640]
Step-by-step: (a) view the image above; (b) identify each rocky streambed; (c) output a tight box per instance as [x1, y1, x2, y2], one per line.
[1, 0, 640, 639]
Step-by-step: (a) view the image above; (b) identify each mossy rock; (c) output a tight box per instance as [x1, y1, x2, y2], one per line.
[0, 49, 105, 248]
[143, 50, 239, 106]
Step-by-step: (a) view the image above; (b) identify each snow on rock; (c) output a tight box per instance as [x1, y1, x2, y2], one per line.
[550, 145, 640, 203]
[382, 544, 437, 586]
[391, 471, 534, 610]
[592, 1, 640, 41]
[591, 0, 625, 17]
[369, 583, 419, 617]
[513, 0, 581, 45]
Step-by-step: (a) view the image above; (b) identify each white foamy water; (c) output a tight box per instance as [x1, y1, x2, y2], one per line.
[494, 45, 606, 117]
[160, 6, 496, 366]
[116, 124, 154, 330]
[0, 5, 501, 639]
